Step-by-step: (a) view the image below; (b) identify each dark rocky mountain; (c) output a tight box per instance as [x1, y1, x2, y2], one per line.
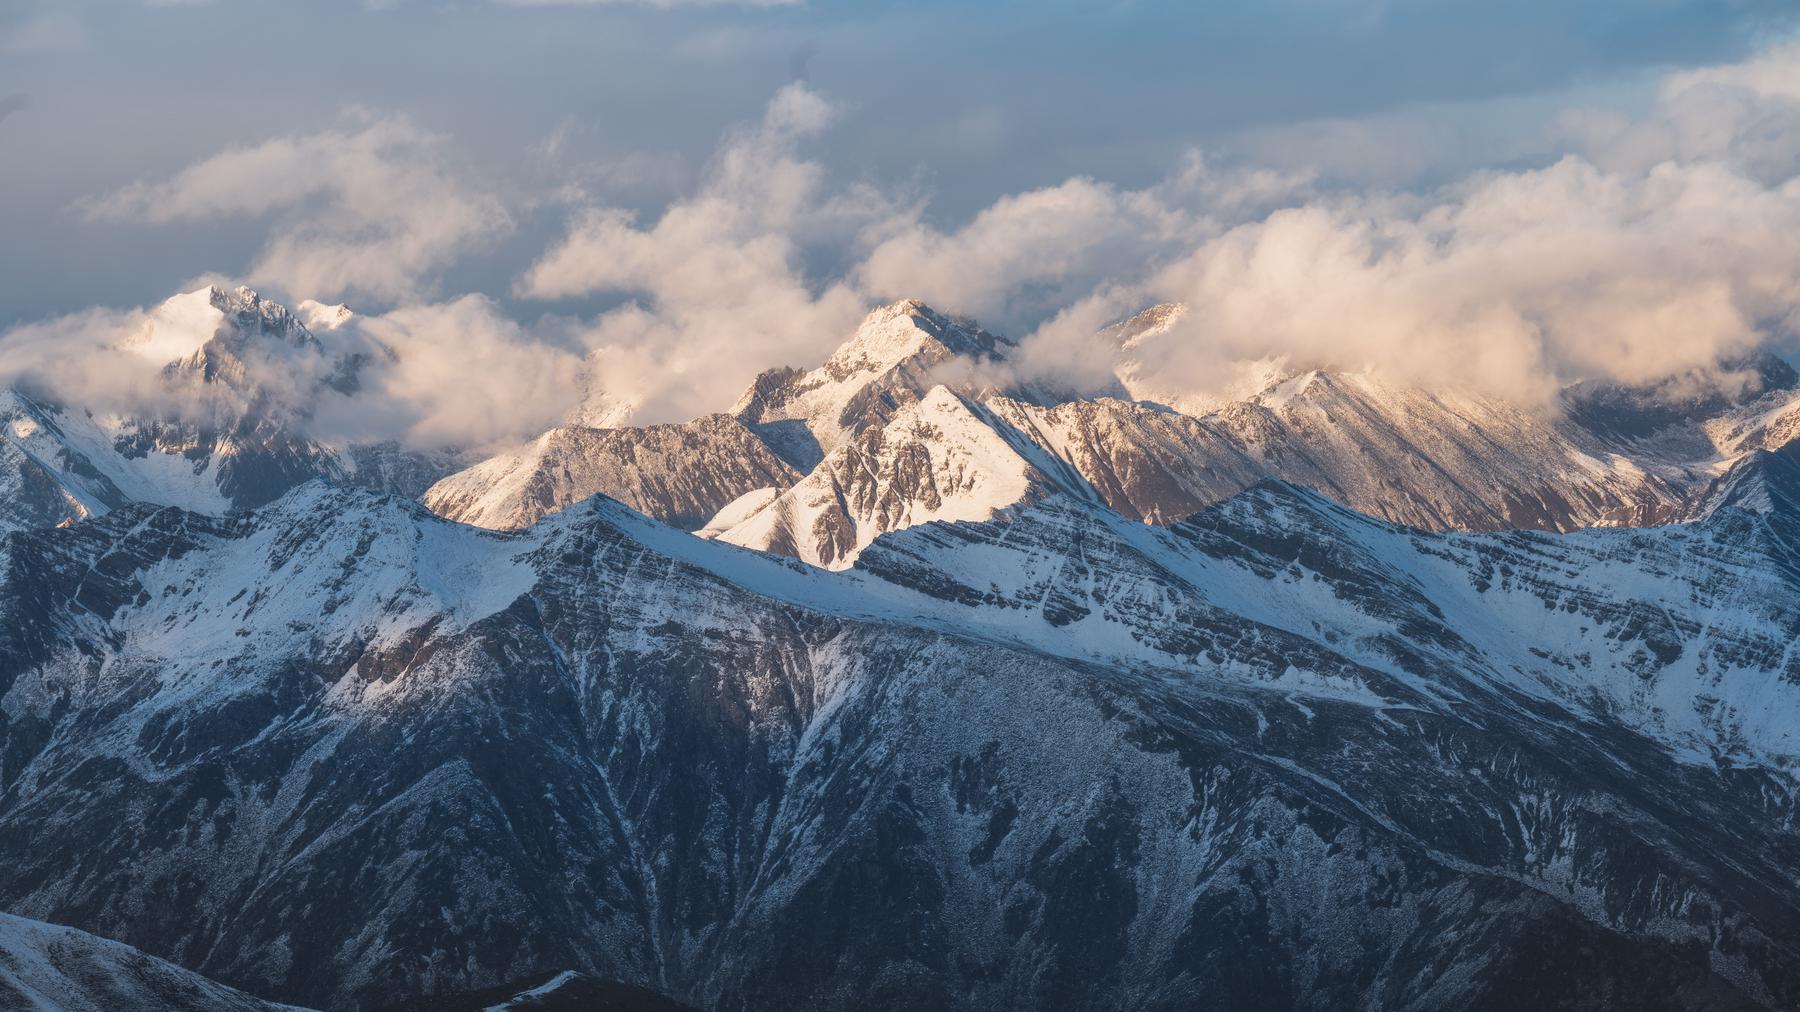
[2, 457, 1799, 1009]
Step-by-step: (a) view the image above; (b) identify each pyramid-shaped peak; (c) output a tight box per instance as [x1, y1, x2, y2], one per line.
[826, 299, 1006, 377]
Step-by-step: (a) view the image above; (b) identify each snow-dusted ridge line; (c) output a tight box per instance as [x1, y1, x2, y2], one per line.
[6, 457, 1800, 1008]
[91, 465, 1800, 769]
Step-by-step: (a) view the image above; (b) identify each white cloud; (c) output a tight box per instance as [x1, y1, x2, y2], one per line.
[1129, 153, 1800, 406]
[1154, 43, 1800, 404]
[313, 296, 587, 450]
[1562, 39, 1800, 183]
[883, 42, 1800, 409]
[85, 115, 510, 304]
[857, 152, 1311, 332]
[0, 288, 590, 455]
[520, 82, 890, 424]
[24, 40, 1800, 459]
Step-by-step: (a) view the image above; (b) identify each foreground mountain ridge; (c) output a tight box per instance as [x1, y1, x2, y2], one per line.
[3, 459, 1800, 1007]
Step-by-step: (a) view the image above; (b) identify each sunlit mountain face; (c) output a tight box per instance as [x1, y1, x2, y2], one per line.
[5, 3, 1800, 1009]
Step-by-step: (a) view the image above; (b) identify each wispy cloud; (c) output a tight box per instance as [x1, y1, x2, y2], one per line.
[520, 82, 893, 423]
[83, 114, 510, 305]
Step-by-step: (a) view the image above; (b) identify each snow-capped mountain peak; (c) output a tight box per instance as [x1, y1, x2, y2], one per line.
[1099, 300, 1185, 350]
[733, 299, 1011, 469]
[713, 384, 1058, 568]
[124, 285, 319, 370]
[819, 298, 1007, 379]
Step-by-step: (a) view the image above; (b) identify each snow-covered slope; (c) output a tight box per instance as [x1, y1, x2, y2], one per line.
[423, 415, 798, 531]
[409, 296, 1797, 554]
[4, 473, 1800, 1008]
[704, 364, 1692, 568]
[425, 299, 1011, 535]
[704, 302, 1772, 565]
[0, 911, 305, 1011]
[711, 386, 1073, 568]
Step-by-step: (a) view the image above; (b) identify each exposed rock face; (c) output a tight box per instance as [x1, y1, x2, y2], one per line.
[712, 367, 1690, 569]
[712, 387, 1068, 568]
[0, 911, 303, 1011]
[990, 371, 1687, 530]
[3, 475, 1800, 1009]
[423, 415, 799, 531]
[425, 297, 1795, 555]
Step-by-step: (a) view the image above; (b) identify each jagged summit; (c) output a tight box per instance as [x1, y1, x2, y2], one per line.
[296, 298, 355, 333]
[713, 384, 1059, 569]
[432, 298, 1777, 554]
[819, 298, 1008, 376]
[125, 285, 321, 371]
[732, 298, 1012, 469]
[0, 286, 458, 534]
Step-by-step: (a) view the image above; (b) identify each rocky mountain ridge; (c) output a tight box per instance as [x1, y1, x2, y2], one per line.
[3, 464, 1800, 1007]
[427, 298, 1798, 566]
[14, 286, 1794, 566]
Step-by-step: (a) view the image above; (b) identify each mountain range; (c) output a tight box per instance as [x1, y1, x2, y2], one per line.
[2, 286, 1800, 1009]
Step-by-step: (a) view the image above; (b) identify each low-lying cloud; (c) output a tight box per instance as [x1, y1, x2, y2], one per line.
[1125, 157, 1799, 407]
[11, 40, 1800, 453]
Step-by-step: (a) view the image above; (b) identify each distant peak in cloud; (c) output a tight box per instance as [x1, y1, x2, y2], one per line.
[81, 115, 510, 305]
[17, 39, 1800, 456]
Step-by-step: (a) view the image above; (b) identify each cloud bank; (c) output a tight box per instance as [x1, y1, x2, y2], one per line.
[9, 40, 1800, 453]
[521, 82, 890, 423]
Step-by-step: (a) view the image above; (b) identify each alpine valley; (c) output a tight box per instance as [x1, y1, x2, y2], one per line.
[4, 287, 1800, 1011]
